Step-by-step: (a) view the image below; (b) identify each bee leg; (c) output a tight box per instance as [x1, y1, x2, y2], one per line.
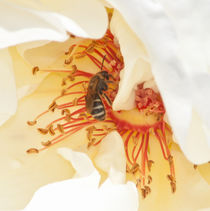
[98, 80, 108, 94]
[103, 93, 112, 106]
[108, 74, 115, 81]
[106, 80, 118, 91]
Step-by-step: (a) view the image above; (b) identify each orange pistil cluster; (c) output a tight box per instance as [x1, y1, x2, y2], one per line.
[27, 29, 176, 198]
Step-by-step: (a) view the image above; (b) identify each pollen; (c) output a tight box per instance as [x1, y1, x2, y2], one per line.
[26, 148, 39, 154]
[32, 66, 39, 75]
[27, 28, 176, 198]
[27, 120, 37, 126]
[37, 128, 48, 135]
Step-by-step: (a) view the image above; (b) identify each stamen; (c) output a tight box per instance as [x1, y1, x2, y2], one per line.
[72, 98, 78, 106]
[75, 53, 86, 59]
[61, 109, 70, 115]
[147, 175, 152, 184]
[48, 101, 57, 112]
[129, 163, 140, 174]
[37, 128, 48, 135]
[147, 160, 154, 172]
[32, 66, 39, 75]
[27, 29, 176, 198]
[64, 56, 73, 65]
[193, 164, 198, 169]
[27, 120, 37, 126]
[57, 124, 65, 134]
[48, 125, 55, 136]
[41, 141, 52, 147]
[65, 45, 75, 55]
[26, 148, 39, 154]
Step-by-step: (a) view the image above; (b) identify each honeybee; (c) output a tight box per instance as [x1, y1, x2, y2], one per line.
[85, 56, 113, 121]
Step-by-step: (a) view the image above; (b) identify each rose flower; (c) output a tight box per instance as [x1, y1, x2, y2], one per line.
[0, 0, 209, 211]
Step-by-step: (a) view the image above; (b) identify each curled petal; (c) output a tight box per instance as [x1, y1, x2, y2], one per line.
[110, 11, 152, 110]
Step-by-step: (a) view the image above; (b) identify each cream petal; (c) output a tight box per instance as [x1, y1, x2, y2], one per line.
[198, 163, 210, 185]
[9, 47, 48, 99]
[17, 41, 51, 56]
[197, 208, 210, 211]
[11, 37, 80, 100]
[0, 74, 86, 210]
[0, 49, 17, 126]
[94, 131, 126, 184]
[16, 38, 81, 67]
[24, 148, 139, 211]
[0, 0, 108, 48]
[107, 0, 196, 162]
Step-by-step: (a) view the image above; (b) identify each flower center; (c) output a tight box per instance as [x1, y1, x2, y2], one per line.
[27, 29, 176, 198]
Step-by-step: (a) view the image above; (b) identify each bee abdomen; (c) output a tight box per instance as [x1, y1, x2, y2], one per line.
[91, 96, 105, 121]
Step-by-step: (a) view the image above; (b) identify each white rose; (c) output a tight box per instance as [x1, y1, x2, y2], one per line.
[0, 0, 210, 211]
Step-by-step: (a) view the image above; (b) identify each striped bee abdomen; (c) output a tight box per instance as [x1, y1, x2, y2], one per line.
[91, 95, 106, 121]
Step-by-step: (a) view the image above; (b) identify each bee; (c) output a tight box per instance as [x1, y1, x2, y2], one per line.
[85, 56, 113, 121]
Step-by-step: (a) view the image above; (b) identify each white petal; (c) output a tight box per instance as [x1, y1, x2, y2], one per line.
[0, 0, 108, 48]
[24, 172, 101, 211]
[108, 0, 192, 161]
[98, 179, 139, 211]
[158, 0, 210, 164]
[0, 49, 17, 126]
[182, 74, 210, 164]
[158, 0, 210, 75]
[192, 75, 210, 141]
[24, 148, 139, 211]
[94, 131, 126, 184]
[184, 110, 210, 164]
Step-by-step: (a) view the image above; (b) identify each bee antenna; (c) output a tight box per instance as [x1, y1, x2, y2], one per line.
[100, 55, 106, 71]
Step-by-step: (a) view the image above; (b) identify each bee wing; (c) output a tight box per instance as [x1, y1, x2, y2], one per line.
[85, 92, 95, 113]
[85, 76, 100, 113]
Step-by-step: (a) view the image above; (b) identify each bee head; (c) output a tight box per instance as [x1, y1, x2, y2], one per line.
[100, 71, 109, 80]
